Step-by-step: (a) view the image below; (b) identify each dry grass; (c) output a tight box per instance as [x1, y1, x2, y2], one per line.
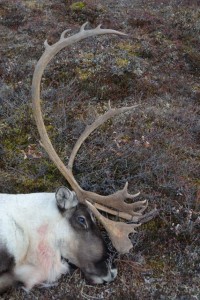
[0, 0, 199, 299]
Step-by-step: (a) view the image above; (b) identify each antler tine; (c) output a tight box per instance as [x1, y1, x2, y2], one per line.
[80, 22, 89, 32]
[79, 21, 127, 36]
[60, 29, 71, 40]
[93, 203, 141, 221]
[80, 182, 148, 217]
[94, 202, 159, 223]
[87, 201, 140, 254]
[68, 103, 139, 170]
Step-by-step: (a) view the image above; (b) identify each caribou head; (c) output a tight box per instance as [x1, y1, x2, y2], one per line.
[55, 186, 117, 284]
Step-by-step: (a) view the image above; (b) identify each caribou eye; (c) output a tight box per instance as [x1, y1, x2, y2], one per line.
[77, 216, 87, 228]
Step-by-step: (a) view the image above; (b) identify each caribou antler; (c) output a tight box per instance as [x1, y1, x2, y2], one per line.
[86, 201, 141, 253]
[32, 23, 157, 254]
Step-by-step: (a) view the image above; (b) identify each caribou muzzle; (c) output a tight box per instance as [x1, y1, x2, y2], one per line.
[84, 262, 117, 285]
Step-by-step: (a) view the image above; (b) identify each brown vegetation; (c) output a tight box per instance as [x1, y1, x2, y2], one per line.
[0, 0, 199, 299]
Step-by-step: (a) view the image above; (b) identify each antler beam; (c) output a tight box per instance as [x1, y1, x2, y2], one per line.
[32, 22, 126, 195]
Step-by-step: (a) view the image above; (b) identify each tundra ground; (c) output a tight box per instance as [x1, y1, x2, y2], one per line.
[0, 0, 199, 299]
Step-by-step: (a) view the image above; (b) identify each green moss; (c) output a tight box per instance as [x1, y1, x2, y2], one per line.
[118, 42, 134, 52]
[24, 0, 44, 9]
[2, 106, 32, 156]
[192, 83, 200, 92]
[84, 52, 94, 60]
[0, 104, 56, 193]
[192, 178, 200, 186]
[141, 219, 167, 238]
[76, 67, 92, 80]
[21, 178, 45, 191]
[116, 58, 129, 68]
[117, 42, 141, 56]
[70, 2, 86, 11]
[147, 258, 165, 274]
[14, 158, 64, 193]
[3, 128, 29, 152]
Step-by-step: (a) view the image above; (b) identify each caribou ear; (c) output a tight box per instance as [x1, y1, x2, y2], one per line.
[56, 187, 78, 212]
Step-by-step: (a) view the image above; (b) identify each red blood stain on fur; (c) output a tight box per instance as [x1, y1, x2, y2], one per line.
[37, 224, 55, 273]
[37, 224, 48, 235]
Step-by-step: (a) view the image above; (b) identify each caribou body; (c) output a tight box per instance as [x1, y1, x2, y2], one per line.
[0, 23, 156, 293]
[0, 187, 117, 293]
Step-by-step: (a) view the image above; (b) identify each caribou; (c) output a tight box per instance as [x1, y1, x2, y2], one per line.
[0, 23, 157, 293]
